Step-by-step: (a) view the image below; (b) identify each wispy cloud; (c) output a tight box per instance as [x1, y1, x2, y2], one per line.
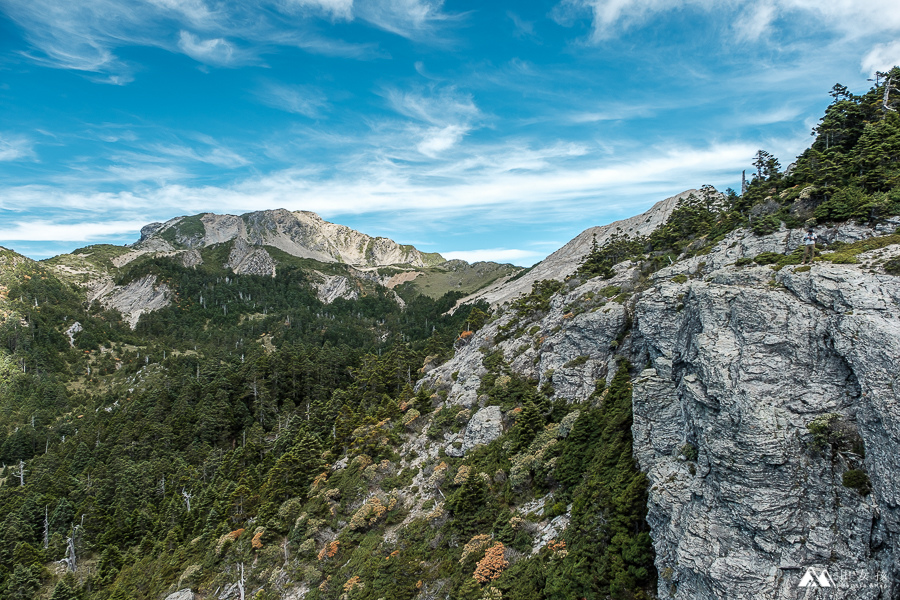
[254, 82, 330, 118]
[0, 219, 149, 241]
[177, 31, 247, 67]
[555, 0, 900, 42]
[147, 142, 249, 168]
[0, 134, 36, 161]
[355, 0, 458, 41]
[861, 40, 900, 74]
[733, 3, 777, 42]
[1, 0, 431, 82]
[384, 85, 481, 156]
[282, 0, 354, 21]
[507, 11, 537, 39]
[0, 138, 768, 233]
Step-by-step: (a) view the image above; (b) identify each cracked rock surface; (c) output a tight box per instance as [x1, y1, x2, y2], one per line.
[421, 217, 900, 599]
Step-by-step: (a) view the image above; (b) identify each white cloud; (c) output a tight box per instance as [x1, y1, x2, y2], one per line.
[417, 125, 467, 157]
[386, 86, 479, 126]
[734, 2, 776, 42]
[0, 219, 149, 241]
[861, 41, 900, 74]
[254, 83, 329, 118]
[0, 139, 763, 228]
[355, 0, 454, 40]
[0, 135, 36, 161]
[148, 142, 249, 168]
[385, 86, 481, 155]
[177, 31, 245, 66]
[0, 0, 392, 81]
[557, 0, 900, 41]
[284, 0, 354, 20]
[146, 0, 214, 25]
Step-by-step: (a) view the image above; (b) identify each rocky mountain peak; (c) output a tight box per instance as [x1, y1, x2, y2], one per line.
[134, 208, 445, 268]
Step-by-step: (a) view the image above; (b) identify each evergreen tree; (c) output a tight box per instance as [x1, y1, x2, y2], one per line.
[5, 564, 41, 600]
[49, 575, 80, 600]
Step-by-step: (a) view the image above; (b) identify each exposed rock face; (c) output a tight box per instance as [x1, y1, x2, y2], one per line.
[421, 215, 900, 599]
[164, 590, 194, 600]
[225, 239, 276, 277]
[632, 260, 900, 599]
[447, 405, 503, 457]
[454, 189, 703, 309]
[102, 275, 171, 329]
[65, 322, 82, 347]
[180, 249, 203, 268]
[312, 273, 359, 304]
[138, 209, 444, 268]
[139, 222, 165, 242]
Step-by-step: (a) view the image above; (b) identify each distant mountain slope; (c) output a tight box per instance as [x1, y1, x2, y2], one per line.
[39, 212, 521, 328]
[131, 209, 445, 268]
[455, 189, 702, 308]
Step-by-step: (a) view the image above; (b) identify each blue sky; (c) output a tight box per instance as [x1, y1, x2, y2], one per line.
[1, 0, 899, 265]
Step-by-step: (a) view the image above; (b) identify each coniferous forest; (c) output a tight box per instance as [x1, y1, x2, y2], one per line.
[0, 69, 899, 599]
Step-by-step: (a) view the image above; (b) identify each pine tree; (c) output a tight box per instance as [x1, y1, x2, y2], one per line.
[49, 575, 80, 600]
[5, 564, 41, 600]
[263, 431, 325, 504]
[511, 400, 543, 453]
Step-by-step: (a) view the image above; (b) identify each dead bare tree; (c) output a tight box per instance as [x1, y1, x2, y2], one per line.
[872, 71, 900, 113]
[181, 487, 193, 512]
[63, 525, 79, 572]
[16, 460, 26, 486]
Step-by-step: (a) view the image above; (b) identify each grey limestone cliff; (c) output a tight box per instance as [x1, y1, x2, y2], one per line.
[420, 211, 900, 599]
[136, 209, 445, 268]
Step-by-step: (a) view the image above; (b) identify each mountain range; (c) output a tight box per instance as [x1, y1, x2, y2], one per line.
[1, 72, 900, 600]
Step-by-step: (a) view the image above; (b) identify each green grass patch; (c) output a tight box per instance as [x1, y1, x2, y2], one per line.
[822, 234, 900, 265]
[599, 285, 621, 297]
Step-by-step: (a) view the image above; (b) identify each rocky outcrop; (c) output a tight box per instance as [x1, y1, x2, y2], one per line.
[225, 239, 276, 277]
[102, 275, 171, 329]
[65, 322, 82, 347]
[164, 590, 194, 600]
[630, 246, 900, 598]
[312, 273, 359, 304]
[421, 214, 900, 599]
[181, 249, 203, 268]
[446, 405, 503, 457]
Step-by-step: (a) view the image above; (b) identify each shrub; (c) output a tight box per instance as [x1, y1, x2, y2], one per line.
[599, 285, 621, 298]
[842, 469, 871, 495]
[563, 355, 589, 368]
[886, 257, 900, 275]
[679, 443, 698, 462]
[473, 542, 508, 583]
[753, 252, 783, 265]
[823, 233, 900, 265]
[735, 257, 753, 267]
[751, 214, 780, 236]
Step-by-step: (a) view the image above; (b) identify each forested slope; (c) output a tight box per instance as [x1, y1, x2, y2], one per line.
[0, 69, 898, 600]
